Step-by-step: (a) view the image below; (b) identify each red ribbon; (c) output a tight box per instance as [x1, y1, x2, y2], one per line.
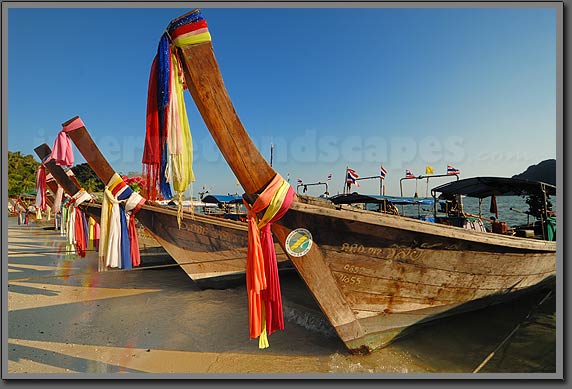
[128, 216, 140, 267]
[142, 57, 161, 201]
[260, 186, 295, 335]
[170, 19, 208, 40]
[74, 210, 86, 257]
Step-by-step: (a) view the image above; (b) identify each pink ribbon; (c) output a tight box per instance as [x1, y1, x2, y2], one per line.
[49, 117, 85, 167]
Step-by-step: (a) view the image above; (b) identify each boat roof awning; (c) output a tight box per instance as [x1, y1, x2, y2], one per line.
[431, 177, 556, 199]
[201, 194, 243, 204]
[329, 193, 440, 206]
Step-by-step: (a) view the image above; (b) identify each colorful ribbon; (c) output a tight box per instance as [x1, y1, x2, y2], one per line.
[99, 173, 124, 269]
[64, 189, 93, 258]
[243, 174, 295, 348]
[100, 173, 146, 271]
[53, 185, 64, 214]
[142, 11, 204, 222]
[35, 165, 47, 213]
[124, 190, 145, 267]
[50, 118, 84, 168]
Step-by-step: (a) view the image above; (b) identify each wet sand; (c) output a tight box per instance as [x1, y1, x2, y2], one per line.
[6, 217, 556, 376]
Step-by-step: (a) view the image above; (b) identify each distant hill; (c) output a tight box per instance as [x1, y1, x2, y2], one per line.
[512, 159, 556, 186]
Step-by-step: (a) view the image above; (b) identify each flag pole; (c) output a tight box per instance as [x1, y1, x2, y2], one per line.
[344, 166, 348, 195]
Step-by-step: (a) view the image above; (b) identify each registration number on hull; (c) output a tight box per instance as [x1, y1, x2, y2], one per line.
[340, 243, 422, 261]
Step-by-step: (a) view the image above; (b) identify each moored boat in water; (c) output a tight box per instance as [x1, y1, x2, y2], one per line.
[164, 9, 556, 353]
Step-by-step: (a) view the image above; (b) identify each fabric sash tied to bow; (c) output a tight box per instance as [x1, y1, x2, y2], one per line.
[100, 173, 146, 271]
[243, 174, 295, 349]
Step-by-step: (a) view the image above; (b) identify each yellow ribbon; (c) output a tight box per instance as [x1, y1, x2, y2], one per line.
[168, 53, 195, 228]
[99, 173, 123, 271]
[258, 180, 290, 229]
[88, 216, 95, 251]
[258, 306, 269, 349]
[173, 31, 212, 47]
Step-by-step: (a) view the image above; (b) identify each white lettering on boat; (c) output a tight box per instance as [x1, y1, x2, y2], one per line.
[336, 273, 362, 285]
[340, 243, 423, 261]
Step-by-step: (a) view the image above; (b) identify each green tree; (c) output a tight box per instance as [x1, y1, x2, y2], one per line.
[71, 163, 105, 192]
[8, 151, 40, 196]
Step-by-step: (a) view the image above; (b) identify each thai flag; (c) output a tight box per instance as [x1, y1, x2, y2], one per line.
[327, 173, 332, 181]
[297, 178, 303, 185]
[380, 165, 388, 178]
[346, 168, 359, 184]
[447, 165, 460, 175]
[405, 169, 415, 178]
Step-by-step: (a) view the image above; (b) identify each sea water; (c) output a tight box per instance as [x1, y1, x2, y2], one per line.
[381, 195, 556, 229]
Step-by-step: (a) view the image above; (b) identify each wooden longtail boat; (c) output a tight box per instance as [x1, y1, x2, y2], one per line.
[34, 143, 168, 257]
[8, 198, 27, 216]
[34, 143, 96, 214]
[35, 144, 82, 197]
[35, 143, 112, 230]
[62, 122, 291, 284]
[166, 9, 556, 353]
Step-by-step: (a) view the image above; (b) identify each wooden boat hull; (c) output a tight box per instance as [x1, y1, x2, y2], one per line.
[270, 201, 555, 353]
[127, 202, 291, 282]
[164, 9, 557, 352]
[83, 202, 291, 284]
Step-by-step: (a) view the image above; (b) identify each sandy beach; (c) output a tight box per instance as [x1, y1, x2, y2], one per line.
[6, 217, 427, 376]
[6, 216, 556, 377]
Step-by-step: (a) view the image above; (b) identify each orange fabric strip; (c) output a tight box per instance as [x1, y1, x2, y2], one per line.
[243, 174, 286, 339]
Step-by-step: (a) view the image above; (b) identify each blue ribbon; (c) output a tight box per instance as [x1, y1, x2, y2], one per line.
[157, 33, 173, 200]
[118, 188, 134, 270]
[168, 10, 205, 33]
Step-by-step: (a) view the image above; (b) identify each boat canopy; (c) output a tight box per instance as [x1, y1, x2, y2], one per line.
[329, 193, 441, 206]
[431, 177, 556, 199]
[201, 194, 243, 204]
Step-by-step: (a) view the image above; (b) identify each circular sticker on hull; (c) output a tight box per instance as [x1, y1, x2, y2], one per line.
[285, 228, 313, 257]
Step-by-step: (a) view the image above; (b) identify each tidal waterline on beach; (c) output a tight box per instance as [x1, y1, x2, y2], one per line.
[7, 217, 555, 374]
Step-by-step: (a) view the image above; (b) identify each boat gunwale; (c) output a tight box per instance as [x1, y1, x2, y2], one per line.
[288, 201, 556, 252]
[83, 202, 249, 232]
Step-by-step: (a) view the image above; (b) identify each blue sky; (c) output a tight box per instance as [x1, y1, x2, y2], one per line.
[7, 6, 557, 197]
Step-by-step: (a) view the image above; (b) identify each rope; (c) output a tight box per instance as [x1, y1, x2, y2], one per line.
[7, 256, 262, 283]
[472, 289, 554, 373]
